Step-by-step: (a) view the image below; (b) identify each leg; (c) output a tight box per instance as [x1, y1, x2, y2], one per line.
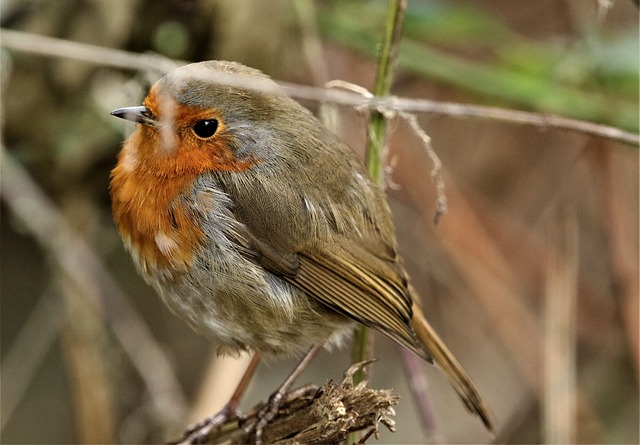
[177, 354, 261, 444]
[251, 344, 323, 445]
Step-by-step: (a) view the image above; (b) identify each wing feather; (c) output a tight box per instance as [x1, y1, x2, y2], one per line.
[289, 250, 427, 359]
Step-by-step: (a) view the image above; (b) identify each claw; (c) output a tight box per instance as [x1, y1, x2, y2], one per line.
[248, 391, 285, 445]
[176, 403, 239, 445]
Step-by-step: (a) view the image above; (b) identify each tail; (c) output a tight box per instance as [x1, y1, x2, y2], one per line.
[410, 303, 495, 433]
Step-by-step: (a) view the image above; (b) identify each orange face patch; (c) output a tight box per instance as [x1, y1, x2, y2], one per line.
[138, 87, 256, 176]
[110, 86, 255, 277]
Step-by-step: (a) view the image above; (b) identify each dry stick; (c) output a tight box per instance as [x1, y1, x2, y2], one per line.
[384, 98, 639, 147]
[59, 268, 116, 444]
[543, 208, 578, 444]
[1, 28, 636, 147]
[399, 111, 448, 224]
[322, 89, 448, 226]
[189, 362, 399, 444]
[0, 147, 189, 426]
[0, 28, 182, 74]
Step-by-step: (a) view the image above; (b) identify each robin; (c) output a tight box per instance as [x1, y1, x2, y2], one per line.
[110, 60, 494, 442]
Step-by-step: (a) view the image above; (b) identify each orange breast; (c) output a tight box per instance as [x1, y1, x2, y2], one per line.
[110, 134, 206, 279]
[111, 89, 257, 279]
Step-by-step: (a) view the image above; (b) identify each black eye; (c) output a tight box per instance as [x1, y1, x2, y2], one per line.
[192, 119, 219, 138]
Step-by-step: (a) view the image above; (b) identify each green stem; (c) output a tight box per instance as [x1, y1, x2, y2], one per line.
[364, 0, 407, 183]
[351, 0, 407, 390]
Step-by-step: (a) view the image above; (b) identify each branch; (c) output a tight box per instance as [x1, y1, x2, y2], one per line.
[174, 362, 399, 445]
[384, 97, 640, 147]
[399, 111, 447, 224]
[1, 28, 636, 147]
[0, 27, 181, 74]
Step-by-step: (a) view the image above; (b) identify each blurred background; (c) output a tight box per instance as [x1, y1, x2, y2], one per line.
[1, 0, 638, 443]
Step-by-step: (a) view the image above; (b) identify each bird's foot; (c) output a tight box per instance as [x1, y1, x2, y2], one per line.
[174, 403, 241, 445]
[246, 390, 286, 445]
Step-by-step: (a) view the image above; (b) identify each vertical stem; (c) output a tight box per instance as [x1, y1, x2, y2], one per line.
[351, 0, 407, 388]
[543, 206, 578, 444]
[364, 0, 408, 183]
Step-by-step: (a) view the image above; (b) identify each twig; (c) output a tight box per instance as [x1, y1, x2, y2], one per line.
[384, 98, 639, 147]
[177, 361, 398, 444]
[543, 207, 578, 443]
[0, 28, 181, 74]
[399, 111, 448, 224]
[59, 268, 116, 443]
[1, 28, 636, 146]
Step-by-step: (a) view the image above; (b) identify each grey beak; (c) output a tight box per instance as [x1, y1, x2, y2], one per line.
[111, 106, 157, 126]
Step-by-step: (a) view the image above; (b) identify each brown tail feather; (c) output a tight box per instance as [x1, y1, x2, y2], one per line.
[410, 303, 495, 433]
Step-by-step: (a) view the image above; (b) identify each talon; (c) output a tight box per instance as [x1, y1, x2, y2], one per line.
[176, 404, 239, 445]
[246, 391, 285, 445]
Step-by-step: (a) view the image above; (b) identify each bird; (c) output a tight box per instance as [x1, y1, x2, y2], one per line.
[110, 60, 494, 441]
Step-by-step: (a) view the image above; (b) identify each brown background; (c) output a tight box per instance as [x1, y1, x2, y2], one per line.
[1, 1, 638, 443]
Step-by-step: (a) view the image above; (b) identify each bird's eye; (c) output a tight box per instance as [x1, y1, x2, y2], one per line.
[192, 119, 219, 138]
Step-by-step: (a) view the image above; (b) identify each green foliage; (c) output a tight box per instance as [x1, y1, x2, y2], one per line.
[319, 0, 639, 131]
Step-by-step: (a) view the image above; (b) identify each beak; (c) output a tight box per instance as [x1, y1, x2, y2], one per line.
[111, 106, 157, 126]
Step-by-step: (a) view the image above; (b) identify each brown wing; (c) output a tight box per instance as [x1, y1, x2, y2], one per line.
[295, 249, 426, 359]
[244, 227, 429, 361]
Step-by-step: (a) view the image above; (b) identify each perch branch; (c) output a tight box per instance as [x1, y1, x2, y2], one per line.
[173, 361, 398, 445]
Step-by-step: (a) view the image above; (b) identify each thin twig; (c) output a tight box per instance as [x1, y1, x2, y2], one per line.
[384, 98, 639, 147]
[543, 207, 578, 443]
[1, 28, 636, 146]
[0, 28, 181, 74]
[399, 111, 448, 224]
[59, 268, 116, 443]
